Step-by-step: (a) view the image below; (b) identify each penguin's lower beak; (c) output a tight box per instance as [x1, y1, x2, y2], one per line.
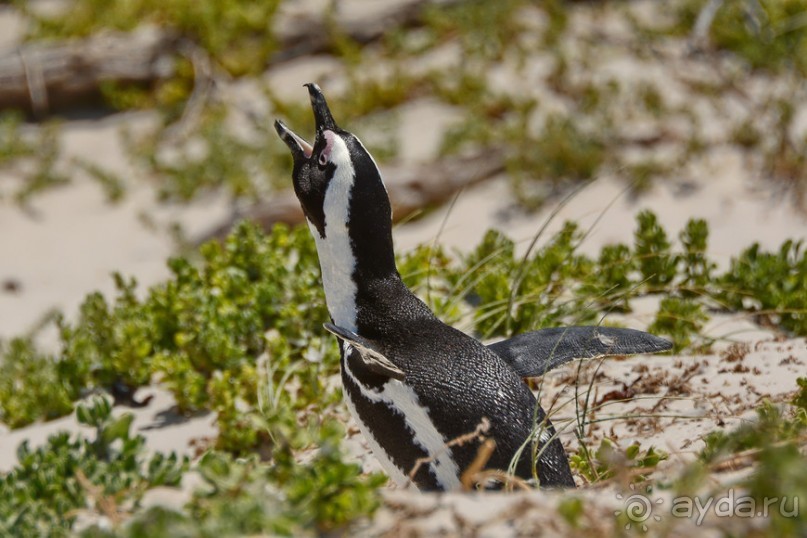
[274, 119, 313, 162]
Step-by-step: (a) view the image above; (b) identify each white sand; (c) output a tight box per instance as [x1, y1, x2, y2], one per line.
[0, 113, 231, 342]
[394, 151, 805, 267]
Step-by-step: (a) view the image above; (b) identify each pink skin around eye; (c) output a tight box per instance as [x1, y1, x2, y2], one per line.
[320, 130, 335, 165]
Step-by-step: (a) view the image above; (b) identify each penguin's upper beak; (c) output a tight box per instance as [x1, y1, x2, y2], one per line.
[305, 82, 338, 132]
[274, 83, 338, 163]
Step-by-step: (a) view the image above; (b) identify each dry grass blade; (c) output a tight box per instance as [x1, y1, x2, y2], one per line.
[709, 434, 807, 474]
[73, 469, 125, 526]
[505, 178, 595, 333]
[406, 417, 492, 488]
[460, 438, 497, 490]
[469, 468, 533, 492]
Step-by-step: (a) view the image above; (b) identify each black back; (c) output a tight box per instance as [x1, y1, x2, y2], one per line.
[345, 276, 575, 489]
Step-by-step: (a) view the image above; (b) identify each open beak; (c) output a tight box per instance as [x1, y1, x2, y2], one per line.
[274, 83, 338, 163]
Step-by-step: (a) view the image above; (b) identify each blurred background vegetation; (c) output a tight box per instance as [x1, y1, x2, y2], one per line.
[1, 0, 806, 209]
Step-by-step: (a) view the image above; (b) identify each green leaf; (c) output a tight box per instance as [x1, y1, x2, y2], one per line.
[100, 413, 134, 444]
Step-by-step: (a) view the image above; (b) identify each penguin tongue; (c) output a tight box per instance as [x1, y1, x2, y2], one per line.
[287, 128, 314, 157]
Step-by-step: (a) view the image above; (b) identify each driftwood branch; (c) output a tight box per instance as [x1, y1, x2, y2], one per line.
[0, 26, 177, 114]
[0, 0, 466, 113]
[272, 0, 464, 62]
[198, 148, 506, 243]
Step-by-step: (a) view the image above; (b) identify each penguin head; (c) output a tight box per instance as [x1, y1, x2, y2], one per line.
[274, 83, 387, 239]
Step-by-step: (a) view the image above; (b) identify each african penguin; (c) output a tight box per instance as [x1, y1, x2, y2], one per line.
[275, 83, 672, 491]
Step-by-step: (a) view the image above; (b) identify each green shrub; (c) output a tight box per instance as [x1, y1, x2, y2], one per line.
[1, 222, 338, 457]
[1, 212, 806, 534]
[78, 420, 384, 537]
[570, 438, 668, 484]
[706, 0, 807, 76]
[0, 338, 76, 428]
[689, 398, 807, 536]
[719, 239, 807, 335]
[0, 397, 186, 537]
[4, 213, 807, 435]
[19, 0, 282, 78]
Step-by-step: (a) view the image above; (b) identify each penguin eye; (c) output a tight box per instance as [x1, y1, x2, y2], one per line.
[318, 152, 328, 167]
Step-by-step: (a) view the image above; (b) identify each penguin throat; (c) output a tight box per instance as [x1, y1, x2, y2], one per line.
[311, 159, 359, 331]
[307, 136, 400, 333]
[310, 220, 358, 331]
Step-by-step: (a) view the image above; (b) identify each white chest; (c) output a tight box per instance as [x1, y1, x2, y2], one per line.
[310, 220, 357, 331]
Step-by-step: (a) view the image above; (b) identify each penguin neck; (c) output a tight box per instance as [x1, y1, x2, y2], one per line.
[311, 171, 400, 333]
[311, 219, 400, 333]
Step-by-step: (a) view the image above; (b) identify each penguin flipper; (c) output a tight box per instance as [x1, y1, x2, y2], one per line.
[487, 326, 672, 378]
[323, 323, 406, 380]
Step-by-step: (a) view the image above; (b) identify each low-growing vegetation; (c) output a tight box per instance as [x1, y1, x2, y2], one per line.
[7, 211, 805, 432]
[558, 382, 807, 535]
[0, 397, 187, 537]
[670, 0, 807, 76]
[1, 214, 806, 534]
[676, 395, 807, 536]
[0, 111, 66, 205]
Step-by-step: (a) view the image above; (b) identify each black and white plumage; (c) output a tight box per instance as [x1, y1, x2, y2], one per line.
[275, 83, 672, 491]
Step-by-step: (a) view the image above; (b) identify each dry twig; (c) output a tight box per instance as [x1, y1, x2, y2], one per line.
[198, 148, 506, 243]
[406, 417, 492, 487]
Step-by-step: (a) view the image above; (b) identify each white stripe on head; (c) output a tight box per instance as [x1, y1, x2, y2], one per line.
[342, 353, 462, 490]
[310, 132, 358, 331]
